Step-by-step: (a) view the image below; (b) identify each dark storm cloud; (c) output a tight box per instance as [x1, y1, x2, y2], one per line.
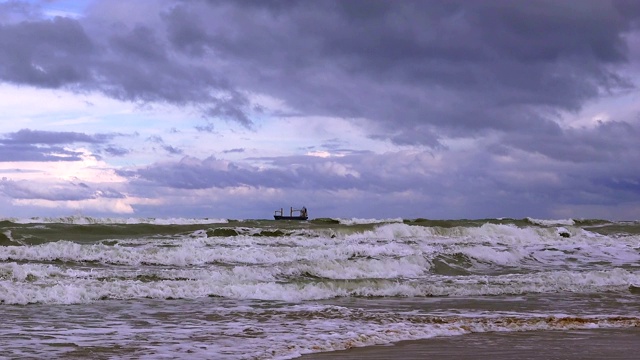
[0, 0, 41, 22]
[0, 0, 637, 149]
[0, 15, 93, 87]
[159, 0, 640, 149]
[0, 2, 250, 124]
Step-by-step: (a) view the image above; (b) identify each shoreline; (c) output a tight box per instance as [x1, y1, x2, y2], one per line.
[298, 328, 640, 360]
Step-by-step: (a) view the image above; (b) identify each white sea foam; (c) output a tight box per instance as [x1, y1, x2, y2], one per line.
[5, 299, 637, 360]
[2, 222, 639, 272]
[2, 258, 639, 304]
[337, 217, 404, 225]
[2, 220, 640, 305]
[527, 217, 576, 226]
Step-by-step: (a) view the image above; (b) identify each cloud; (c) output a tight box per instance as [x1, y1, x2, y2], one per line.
[0, 1, 639, 219]
[104, 145, 130, 156]
[0, 1, 637, 144]
[0, 178, 125, 201]
[0, 2, 251, 124]
[144, 134, 183, 155]
[159, 0, 640, 147]
[0, 129, 123, 162]
[162, 144, 183, 155]
[500, 120, 640, 163]
[0, 15, 93, 87]
[131, 151, 453, 194]
[124, 136, 640, 218]
[2, 128, 111, 144]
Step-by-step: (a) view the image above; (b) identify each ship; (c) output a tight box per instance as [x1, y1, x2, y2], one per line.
[274, 206, 308, 220]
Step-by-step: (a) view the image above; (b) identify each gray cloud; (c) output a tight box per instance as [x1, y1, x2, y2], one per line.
[162, 144, 183, 155]
[0, 1, 639, 218]
[501, 120, 640, 163]
[158, 0, 640, 150]
[0, 178, 125, 201]
[133, 155, 359, 190]
[0, 0, 635, 144]
[144, 135, 183, 155]
[0, 16, 93, 87]
[0, 129, 123, 162]
[0, 144, 85, 161]
[0, 2, 250, 124]
[127, 134, 640, 218]
[2, 129, 111, 144]
[104, 145, 130, 157]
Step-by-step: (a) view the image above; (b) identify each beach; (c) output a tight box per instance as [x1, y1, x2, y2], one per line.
[301, 328, 640, 360]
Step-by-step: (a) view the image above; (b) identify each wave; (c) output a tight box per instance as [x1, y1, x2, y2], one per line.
[336, 217, 404, 225]
[2, 254, 639, 304]
[3, 215, 640, 360]
[2, 222, 639, 268]
[526, 217, 575, 226]
[2, 216, 640, 305]
[2, 217, 638, 237]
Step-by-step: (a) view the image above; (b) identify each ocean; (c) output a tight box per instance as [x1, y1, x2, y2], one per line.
[1, 216, 639, 359]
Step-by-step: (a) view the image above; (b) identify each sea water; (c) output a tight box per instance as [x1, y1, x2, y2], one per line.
[1, 217, 639, 359]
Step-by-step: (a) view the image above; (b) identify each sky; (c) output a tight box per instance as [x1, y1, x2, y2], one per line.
[0, 0, 639, 220]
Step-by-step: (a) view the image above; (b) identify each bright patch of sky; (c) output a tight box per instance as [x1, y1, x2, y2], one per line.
[561, 88, 640, 129]
[0, 80, 407, 184]
[24, 0, 87, 18]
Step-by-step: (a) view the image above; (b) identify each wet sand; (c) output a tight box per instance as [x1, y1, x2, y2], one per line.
[300, 328, 640, 360]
